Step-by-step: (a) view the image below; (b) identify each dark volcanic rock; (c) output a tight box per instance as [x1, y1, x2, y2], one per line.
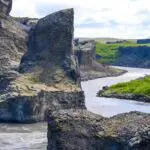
[74, 39, 125, 81]
[0, 4, 28, 94]
[48, 110, 150, 150]
[0, 0, 12, 15]
[75, 39, 96, 68]
[0, 15, 28, 72]
[20, 8, 80, 86]
[113, 46, 150, 68]
[0, 8, 85, 122]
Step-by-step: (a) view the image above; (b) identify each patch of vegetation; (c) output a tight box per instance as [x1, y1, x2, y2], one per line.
[101, 76, 150, 98]
[96, 41, 150, 64]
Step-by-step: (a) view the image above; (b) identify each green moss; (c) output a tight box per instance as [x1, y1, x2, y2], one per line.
[102, 76, 150, 98]
[96, 41, 150, 64]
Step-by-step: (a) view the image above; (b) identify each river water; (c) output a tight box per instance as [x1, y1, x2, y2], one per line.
[82, 66, 150, 117]
[0, 67, 150, 150]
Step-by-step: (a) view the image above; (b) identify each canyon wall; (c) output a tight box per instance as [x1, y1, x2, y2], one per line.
[114, 46, 150, 68]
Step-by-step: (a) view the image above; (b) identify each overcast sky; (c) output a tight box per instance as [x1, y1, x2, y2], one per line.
[11, 0, 150, 39]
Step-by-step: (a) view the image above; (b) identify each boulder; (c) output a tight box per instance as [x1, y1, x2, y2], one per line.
[75, 40, 96, 69]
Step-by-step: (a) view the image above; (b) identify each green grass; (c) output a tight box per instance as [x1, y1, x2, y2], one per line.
[103, 76, 150, 98]
[96, 41, 150, 64]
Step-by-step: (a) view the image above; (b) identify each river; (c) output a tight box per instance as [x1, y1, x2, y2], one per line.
[82, 66, 150, 117]
[0, 67, 150, 150]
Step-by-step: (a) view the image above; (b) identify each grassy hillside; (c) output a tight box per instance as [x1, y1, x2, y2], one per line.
[99, 76, 150, 98]
[96, 41, 150, 64]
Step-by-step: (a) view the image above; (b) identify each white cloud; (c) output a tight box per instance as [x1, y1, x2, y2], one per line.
[11, 0, 150, 39]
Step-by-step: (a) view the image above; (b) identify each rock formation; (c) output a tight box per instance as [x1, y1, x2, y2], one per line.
[47, 8, 150, 150]
[0, 0, 12, 15]
[0, 8, 85, 123]
[48, 110, 150, 150]
[74, 39, 125, 81]
[0, 0, 28, 94]
[113, 46, 150, 68]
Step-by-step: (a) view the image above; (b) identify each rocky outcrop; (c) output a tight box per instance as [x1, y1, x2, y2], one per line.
[48, 110, 150, 150]
[0, 0, 12, 15]
[113, 46, 150, 68]
[0, 15, 28, 72]
[74, 39, 126, 81]
[0, 8, 85, 123]
[0, 1, 28, 95]
[75, 39, 96, 69]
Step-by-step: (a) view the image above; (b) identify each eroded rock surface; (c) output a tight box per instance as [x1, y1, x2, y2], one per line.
[48, 110, 150, 150]
[0, 8, 85, 123]
[0, 1, 28, 95]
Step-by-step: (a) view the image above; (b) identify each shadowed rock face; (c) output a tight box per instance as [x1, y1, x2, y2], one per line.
[20, 8, 80, 86]
[113, 46, 150, 68]
[0, 8, 85, 123]
[48, 110, 150, 150]
[0, 0, 12, 15]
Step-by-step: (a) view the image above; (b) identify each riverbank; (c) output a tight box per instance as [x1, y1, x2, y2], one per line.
[97, 75, 150, 103]
[80, 66, 126, 81]
[82, 66, 150, 117]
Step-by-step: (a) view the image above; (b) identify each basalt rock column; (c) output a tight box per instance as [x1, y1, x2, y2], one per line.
[0, 8, 85, 123]
[20, 8, 81, 86]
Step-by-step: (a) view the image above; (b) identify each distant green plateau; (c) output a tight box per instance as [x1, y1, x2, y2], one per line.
[96, 41, 150, 64]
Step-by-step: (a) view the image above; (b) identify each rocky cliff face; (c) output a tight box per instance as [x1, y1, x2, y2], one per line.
[0, 8, 85, 123]
[47, 9, 150, 150]
[113, 46, 150, 68]
[48, 110, 150, 150]
[0, 0, 28, 96]
[75, 39, 96, 69]
[74, 39, 125, 81]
